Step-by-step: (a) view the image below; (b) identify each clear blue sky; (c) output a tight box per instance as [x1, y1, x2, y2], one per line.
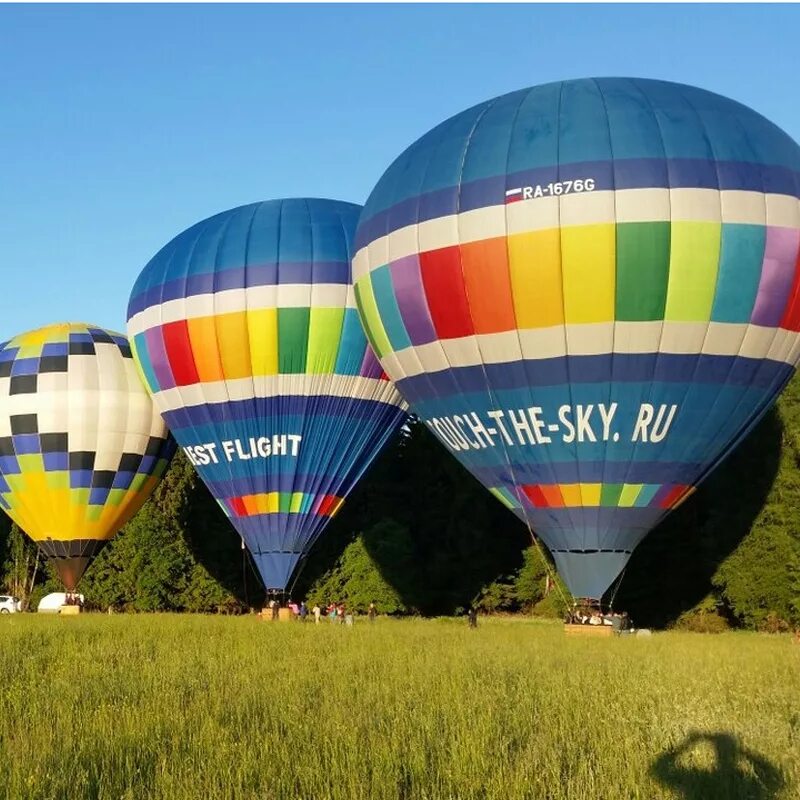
[2, 3, 799, 339]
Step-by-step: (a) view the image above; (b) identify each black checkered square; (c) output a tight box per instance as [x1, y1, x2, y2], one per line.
[10, 414, 37, 435]
[40, 433, 69, 453]
[68, 342, 95, 356]
[9, 375, 37, 395]
[145, 436, 165, 456]
[68, 451, 95, 471]
[90, 471, 116, 489]
[118, 452, 143, 472]
[38, 355, 69, 373]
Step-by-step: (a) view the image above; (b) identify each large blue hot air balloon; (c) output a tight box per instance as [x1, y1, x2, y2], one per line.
[352, 78, 800, 600]
[127, 199, 408, 591]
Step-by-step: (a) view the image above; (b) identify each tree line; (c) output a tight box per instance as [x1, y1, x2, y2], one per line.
[2, 374, 799, 630]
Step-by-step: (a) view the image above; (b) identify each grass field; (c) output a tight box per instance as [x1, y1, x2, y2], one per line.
[0, 615, 797, 800]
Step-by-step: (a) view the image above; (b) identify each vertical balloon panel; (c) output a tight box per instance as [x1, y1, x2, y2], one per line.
[353, 78, 800, 599]
[128, 199, 408, 591]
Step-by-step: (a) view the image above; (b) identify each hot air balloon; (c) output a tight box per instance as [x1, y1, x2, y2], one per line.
[0, 323, 175, 590]
[127, 198, 408, 593]
[352, 78, 800, 601]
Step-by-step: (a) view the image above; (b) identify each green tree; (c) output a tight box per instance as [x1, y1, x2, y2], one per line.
[474, 545, 569, 616]
[0, 523, 41, 609]
[79, 450, 251, 613]
[306, 521, 415, 614]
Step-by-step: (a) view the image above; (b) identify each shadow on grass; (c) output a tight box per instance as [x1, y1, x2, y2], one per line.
[650, 731, 785, 800]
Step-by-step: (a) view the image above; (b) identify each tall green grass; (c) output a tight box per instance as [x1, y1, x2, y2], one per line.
[0, 615, 796, 799]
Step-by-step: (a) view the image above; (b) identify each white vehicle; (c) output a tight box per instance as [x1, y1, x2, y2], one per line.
[0, 595, 22, 614]
[37, 592, 84, 614]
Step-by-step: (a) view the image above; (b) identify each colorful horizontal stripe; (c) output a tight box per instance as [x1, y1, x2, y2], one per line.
[356, 222, 800, 346]
[223, 492, 343, 519]
[131, 308, 387, 393]
[514, 483, 692, 509]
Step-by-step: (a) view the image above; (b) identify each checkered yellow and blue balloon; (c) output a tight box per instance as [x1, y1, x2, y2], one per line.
[0, 323, 175, 589]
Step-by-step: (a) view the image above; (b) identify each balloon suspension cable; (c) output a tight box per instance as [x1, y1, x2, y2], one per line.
[527, 525, 574, 612]
[240, 541, 265, 609]
[286, 557, 306, 602]
[241, 540, 249, 610]
[607, 566, 627, 613]
[489, 431, 574, 612]
[459, 367, 574, 613]
[456, 283, 576, 615]
[490, 444, 575, 613]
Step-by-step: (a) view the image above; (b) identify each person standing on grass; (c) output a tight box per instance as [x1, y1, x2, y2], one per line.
[271, 599, 279, 621]
[368, 602, 377, 623]
[312, 603, 321, 624]
[299, 602, 308, 622]
[467, 607, 477, 629]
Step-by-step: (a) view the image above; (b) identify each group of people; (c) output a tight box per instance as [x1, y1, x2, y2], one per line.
[265, 599, 379, 625]
[566, 608, 632, 630]
[324, 603, 354, 625]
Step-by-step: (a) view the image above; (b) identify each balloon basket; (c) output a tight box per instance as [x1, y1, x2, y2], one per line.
[564, 623, 613, 638]
[59, 605, 82, 616]
[260, 607, 294, 622]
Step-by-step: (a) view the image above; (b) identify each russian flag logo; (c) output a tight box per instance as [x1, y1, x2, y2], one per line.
[505, 188, 523, 204]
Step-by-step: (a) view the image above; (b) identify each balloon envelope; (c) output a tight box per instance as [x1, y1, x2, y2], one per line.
[0, 323, 175, 589]
[128, 198, 408, 591]
[353, 78, 800, 599]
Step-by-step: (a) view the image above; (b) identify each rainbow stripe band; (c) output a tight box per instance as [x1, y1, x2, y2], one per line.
[133, 307, 386, 394]
[491, 483, 693, 510]
[222, 492, 343, 519]
[356, 221, 800, 356]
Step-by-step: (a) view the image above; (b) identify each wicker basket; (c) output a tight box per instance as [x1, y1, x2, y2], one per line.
[564, 623, 613, 637]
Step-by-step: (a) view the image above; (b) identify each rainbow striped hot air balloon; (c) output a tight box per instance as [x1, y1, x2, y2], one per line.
[0, 323, 175, 590]
[352, 78, 800, 600]
[127, 198, 408, 592]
